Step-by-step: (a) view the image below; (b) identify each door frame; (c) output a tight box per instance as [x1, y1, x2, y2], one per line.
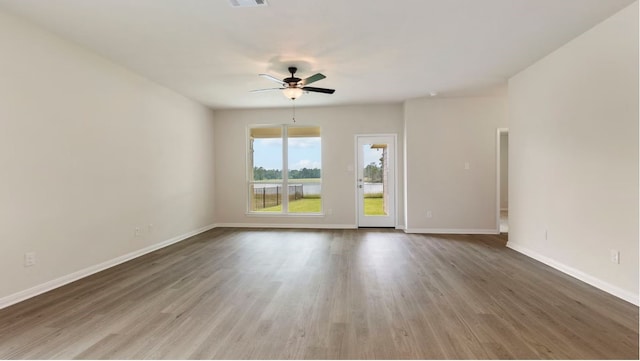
[355, 134, 398, 228]
[496, 128, 509, 233]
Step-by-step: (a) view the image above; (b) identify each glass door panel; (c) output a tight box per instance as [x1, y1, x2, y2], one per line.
[357, 135, 395, 227]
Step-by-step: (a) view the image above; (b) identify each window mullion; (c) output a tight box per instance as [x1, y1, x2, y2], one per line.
[282, 125, 289, 213]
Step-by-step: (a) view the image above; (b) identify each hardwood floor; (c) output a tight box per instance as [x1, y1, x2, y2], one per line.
[0, 228, 637, 359]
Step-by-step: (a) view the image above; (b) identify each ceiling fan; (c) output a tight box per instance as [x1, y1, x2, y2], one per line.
[250, 66, 335, 100]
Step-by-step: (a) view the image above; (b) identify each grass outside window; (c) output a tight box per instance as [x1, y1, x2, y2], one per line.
[261, 195, 384, 215]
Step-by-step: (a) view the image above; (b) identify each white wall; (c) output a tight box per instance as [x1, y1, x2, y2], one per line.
[508, 2, 638, 304]
[214, 105, 404, 228]
[0, 11, 216, 303]
[403, 95, 508, 233]
[500, 133, 509, 210]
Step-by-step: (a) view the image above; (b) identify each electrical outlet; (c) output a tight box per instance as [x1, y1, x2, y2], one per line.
[426, 210, 433, 218]
[24, 252, 36, 267]
[134, 227, 141, 237]
[326, 208, 333, 215]
[148, 224, 154, 233]
[464, 162, 470, 170]
[610, 249, 620, 264]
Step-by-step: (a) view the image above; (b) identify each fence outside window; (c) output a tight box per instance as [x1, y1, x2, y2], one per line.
[252, 184, 304, 210]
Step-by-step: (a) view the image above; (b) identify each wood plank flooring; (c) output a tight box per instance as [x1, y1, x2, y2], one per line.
[0, 228, 637, 359]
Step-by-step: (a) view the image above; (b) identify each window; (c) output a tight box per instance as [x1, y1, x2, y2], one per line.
[248, 125, 322, 214]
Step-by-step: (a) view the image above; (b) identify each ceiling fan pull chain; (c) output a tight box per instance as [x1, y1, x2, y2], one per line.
[292, 99, 296, 123]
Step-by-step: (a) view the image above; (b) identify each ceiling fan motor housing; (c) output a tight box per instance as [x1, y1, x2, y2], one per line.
[283, 78, 301, 86]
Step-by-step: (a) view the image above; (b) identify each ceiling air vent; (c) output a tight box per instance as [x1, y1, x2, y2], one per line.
[229, 0, 267, 7]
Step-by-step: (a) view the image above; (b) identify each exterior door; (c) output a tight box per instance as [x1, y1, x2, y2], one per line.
[357, 135, 396, 227]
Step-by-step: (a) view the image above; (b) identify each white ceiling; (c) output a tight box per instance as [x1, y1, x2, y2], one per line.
[0, 0, 634, 109]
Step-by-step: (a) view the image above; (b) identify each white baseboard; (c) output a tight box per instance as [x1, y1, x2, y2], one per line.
[215, 223, 357, 229]
[507, 242, 639, 306]
[395, 225, 405, 230]
[404, 228, 499, 235]
[0, 223, 217, 310]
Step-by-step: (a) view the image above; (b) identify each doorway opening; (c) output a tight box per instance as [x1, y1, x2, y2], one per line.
[496, 128, 509, 233]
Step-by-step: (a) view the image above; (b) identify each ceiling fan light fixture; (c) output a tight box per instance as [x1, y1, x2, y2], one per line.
[283, 87, 303, 100]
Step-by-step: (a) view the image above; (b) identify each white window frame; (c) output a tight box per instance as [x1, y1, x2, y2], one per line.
[247, 124, 323, 216]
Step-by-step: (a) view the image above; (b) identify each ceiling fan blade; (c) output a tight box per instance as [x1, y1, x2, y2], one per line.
[259, 73, 285, 85]
[302, 86, 335, 94]
[249, 88, 284, 93]
[300, 73, 326, 86]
